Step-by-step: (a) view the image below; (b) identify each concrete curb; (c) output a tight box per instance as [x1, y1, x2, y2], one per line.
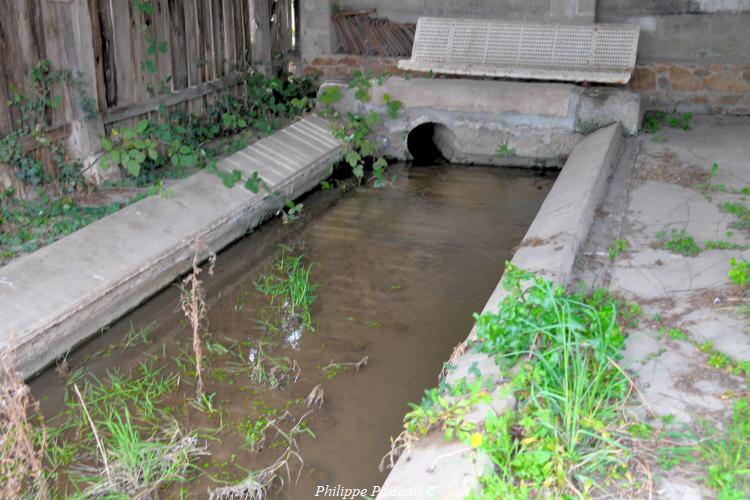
[0, 117, 341, 379]
[378, 124, 624, 499]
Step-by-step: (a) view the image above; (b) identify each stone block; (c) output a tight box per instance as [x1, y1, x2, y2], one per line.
[631, 67, 656, 91]
[668, 65, 704, 91]
[705, 68, 750, 93]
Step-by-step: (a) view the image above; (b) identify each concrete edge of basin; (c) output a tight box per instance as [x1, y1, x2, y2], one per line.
[1, 119, 341, 380]
[377, 123, 624, 500]
[318, 77, 639, 165]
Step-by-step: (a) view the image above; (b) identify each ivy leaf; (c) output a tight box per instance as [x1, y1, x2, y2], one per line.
[352, 164, 364, 179]
[180, 154, 197, 167]
[373, 157, 387, 170]
[345, 151, 360, 168]
[124, 159, 140, 177]
[244, 172, 260, 193]
[219, 169, 242, 188]
[319, 86, 342, 105]
[141, 59, 157, 74]
[387, 100, 403, 119]
[130, 149, 146, 164]
[100, 137, 113, 152]
[135, 120, 149, 134]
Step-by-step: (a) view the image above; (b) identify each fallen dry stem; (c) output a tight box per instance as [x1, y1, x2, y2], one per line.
[440, 340, 469, 380]
[379, 429, 418, 473]
[208, 411, 312, 500]
[321, 355, 368, 374]
[304, 384, 324, 410]
[72, 383, 111, 485]
[179, 241, 216, 399]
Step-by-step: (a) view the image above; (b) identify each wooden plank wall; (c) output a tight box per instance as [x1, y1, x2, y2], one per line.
[0, 0, 67, 136]
[0, 0, 296, 143]
[270, 0, 298, 74]
[95, 0, 255, 129]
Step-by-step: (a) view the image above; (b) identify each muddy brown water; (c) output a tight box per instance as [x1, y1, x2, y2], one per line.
[30, 163, 554, 498]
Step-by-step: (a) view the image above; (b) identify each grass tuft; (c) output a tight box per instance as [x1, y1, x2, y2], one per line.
[255, 245, 318, 331]
[656, 228, 701, 256]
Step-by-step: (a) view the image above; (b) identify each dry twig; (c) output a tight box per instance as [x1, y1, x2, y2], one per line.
[304, 385, 324, 410]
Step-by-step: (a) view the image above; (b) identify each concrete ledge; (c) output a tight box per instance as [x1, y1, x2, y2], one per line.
[378, 124, 624, 499]
[0, 117, 341, 379]
[320, 77, 638, 167]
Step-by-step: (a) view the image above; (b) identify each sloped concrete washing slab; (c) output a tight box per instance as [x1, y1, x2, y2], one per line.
[0, 117, 341, 379]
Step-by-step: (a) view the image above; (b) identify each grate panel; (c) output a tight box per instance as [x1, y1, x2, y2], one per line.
[401, 17, 640, 83]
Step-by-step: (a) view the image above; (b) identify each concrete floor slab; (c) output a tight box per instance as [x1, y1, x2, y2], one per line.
[573, 114, 750, 497]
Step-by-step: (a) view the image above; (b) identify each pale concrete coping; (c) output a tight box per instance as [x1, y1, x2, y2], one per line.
[378, 124, 624, 499]
[398, 17, 640, 84]
[0, 116, 341, 379]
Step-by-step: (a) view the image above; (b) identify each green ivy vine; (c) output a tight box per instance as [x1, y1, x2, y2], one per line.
[319, 70, 403, 188]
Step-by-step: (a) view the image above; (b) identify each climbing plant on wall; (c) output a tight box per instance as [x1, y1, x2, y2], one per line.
[318, 70, 402, 188]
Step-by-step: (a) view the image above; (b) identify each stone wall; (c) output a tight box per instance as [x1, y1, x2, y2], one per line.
[631, 63, 750, 114]
[304, 55, 404, 81]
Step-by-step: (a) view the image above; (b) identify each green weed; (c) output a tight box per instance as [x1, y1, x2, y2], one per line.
[237, 416, 270, 450]
[667, 328, 689, 341]
[608, 238, 628, 261]
[255, 245, 318, 330]
[721, 202, 750, 230]
[660, 399, 750, 498]
[704, 240, 749, 250]
[643, 110, 692, 135]
[0, 190, 143, 263]
[385, 264, 644, 497]
[729, 258, 750, 289]
[495, 143, 515, 158]
[656, 229, 702, 256]
[695, 341, 750, 377]
[121, 320, 159, 349]
[80, 409, 206, 498]
[471, 264, 637, 497]
[281, 199, 304, 224]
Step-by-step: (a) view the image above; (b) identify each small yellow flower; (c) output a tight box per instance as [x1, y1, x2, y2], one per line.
[470, 432, 484, 448]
